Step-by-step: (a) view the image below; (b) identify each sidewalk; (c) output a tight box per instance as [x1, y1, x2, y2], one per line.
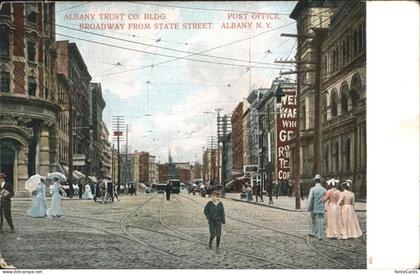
[224, 193, 366, 212]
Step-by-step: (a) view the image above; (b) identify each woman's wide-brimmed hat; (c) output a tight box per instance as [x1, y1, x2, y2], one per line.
[0, 173, 6, 179]
[326, 178, 339, 186]
[343, 179, 352, 187]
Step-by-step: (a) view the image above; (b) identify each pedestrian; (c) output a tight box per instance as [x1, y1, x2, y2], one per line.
[288, 180, 294, 197]
[82, 182, 94, 199]
[47, 178, 66, 218]
[0, 173, 15, 233]
[255, 183, 263, 202]
[246, 184, 253, 201]
[27, 177, 48, 218]
[204, 191, 225, 250]
[323, 179, 345, 239]
[274, 181, 280, 199]
[339, 180, 363, 239]
[78, 180, 83, 199]
[308, 174, 327, 240]
[165, 182, 172, 201]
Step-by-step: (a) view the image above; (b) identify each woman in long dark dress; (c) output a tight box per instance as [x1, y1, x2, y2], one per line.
[204, 191, 225, 250]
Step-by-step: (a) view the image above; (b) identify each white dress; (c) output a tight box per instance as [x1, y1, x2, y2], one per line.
[27, 183, 48, 218]
[47, 182, 65, 217]
[82, 184, 94, 199]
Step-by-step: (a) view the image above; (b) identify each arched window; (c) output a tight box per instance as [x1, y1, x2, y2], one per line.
[358, 24, 363, 52]
[332, 49, 337, 71]
[350, 74, 362, 108]
[322, 95, 328, 122]
[344, 138, 351, 172]
[330, 90, 338, 117]
[353, 29, 358, 57]
[340, 82, 350, 114]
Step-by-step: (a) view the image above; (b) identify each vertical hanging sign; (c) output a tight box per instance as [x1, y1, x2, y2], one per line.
[276, 86, 298, 180]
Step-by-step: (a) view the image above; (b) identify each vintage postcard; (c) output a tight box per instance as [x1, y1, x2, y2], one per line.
[0, 1, 418, 272]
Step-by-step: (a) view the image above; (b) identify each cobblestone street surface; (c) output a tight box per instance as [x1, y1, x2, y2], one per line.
[0, 192, 366, 269]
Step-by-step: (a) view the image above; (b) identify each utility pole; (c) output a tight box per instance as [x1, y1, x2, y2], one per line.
[67, 86, 74, 198]
[215, 108, 224, 197]
[124, 124, 131, 188]
[112, 116, 125, 194]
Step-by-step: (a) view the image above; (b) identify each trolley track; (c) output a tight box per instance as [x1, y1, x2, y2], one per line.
[179, 193, 365, 269]
[162, 195, 299, 269]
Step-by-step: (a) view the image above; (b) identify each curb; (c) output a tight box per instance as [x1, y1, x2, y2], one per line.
[225, 197, 366, 213]
[226, 197, 306, 212]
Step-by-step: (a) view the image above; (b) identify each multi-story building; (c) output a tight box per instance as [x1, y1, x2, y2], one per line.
[158, 164, 168, 183]
[0, 3, 59, 196]
[290, 0, 366, 198]
[130, 151, 150, 185]
[56, 40, 92, 175]
[231, 102, 243, 175]
[242, 100, 251, 167]
[89, 82, 105, 177]
[56, 73, 69, 168]
[99, 120, 111, 177]
[148, 155, 157, 184]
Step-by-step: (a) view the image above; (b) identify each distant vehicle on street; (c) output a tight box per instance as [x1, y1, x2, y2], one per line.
[168, 179, 181, 194]
[152, 183, 166, 194]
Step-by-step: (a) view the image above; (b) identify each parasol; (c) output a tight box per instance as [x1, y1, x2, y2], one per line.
[47, 172, 67, 183]
[25, 174, 44, 193]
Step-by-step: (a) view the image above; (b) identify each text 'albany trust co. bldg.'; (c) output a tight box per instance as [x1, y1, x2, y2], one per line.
[0, 3, 59, 196]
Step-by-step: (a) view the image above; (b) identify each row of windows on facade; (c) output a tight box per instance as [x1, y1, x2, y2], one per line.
[0, 27, 51, 67]
[0, 3, 51, 32]
[0, 71, 41, 97]
[323, 22, 365, 76]
[58, 140, 68, 163]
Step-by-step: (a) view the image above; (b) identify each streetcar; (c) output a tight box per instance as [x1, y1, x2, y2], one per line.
[168, 179, 181, 194]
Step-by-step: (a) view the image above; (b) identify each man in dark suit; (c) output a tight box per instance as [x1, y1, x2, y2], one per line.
[165, 182, 172, 201]
[0, 173, 15, 233]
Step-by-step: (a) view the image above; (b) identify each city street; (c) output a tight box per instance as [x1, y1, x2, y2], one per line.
[0, 192, 366, 269]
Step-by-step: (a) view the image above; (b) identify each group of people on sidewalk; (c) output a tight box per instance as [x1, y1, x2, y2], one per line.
[26, 177, 66, 219]
[308, 174, 363, 241]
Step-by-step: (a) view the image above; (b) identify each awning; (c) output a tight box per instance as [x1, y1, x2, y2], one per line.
[225, 180, 235, 188]
[61, 165, 85, 180]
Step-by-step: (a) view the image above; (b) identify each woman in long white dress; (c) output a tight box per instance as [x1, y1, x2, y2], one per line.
[82, 183, 94, 199]
[27, 178, 48, 218]
[47, 180, 66, 218]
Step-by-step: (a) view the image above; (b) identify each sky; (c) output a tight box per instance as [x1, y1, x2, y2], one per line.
[55, 1, 298, 163]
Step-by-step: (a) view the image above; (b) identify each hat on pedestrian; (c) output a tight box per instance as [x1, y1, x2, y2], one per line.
[313, 174, 323, 181]
[326, 178, 338, 186]
[0, 173, 6, 179]
[343, 179, 352, 187]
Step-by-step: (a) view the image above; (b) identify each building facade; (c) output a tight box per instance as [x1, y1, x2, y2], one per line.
[231, 102, 243, 175]
[0, 3, 59, 196]
[290, 0, 366, 198]
[89, 82, 106, 177]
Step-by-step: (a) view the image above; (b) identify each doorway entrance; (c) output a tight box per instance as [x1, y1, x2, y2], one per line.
[0, 146, 15, 186]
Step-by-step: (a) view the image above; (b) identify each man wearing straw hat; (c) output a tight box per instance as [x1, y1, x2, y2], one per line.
[308, 174, 326, 240]
[0, 173, 15, 233]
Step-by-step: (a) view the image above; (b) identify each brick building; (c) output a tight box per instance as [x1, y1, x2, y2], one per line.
[0, 3, 59, 196]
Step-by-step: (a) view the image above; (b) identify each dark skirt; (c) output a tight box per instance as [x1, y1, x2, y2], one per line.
[208, 220, 222, 237]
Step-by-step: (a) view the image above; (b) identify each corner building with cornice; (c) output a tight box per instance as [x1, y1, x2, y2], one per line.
[0, 3, 59, 197]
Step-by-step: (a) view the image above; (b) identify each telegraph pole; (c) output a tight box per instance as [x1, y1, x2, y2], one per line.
[112, 116, 125, 194]
[215, 108, 224, 197]
[67, 86, 74, 197]
[124, 124, 131, 187]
